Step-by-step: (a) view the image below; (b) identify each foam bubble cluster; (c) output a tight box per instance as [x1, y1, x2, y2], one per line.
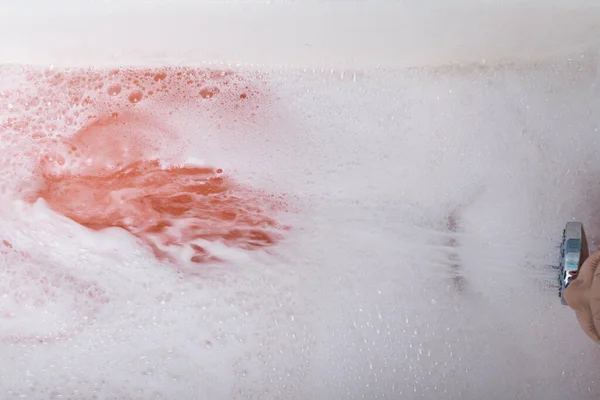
[0, 65, 288, 266]
[5, 54, 600, 399]
[0, 238, 109, 345]
[0, 66, 298, 395]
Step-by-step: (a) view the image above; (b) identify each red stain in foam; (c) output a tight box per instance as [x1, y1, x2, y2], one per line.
[1, 66, 291, 343]
[33, 156, 283, 265]
[20, 68, 288, 266]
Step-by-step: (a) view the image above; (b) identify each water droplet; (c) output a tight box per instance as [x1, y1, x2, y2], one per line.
[199, 86, 220, 99]
[107, 85, 122, 96]
[153, 72, 167, 81]
[128, 91, 143, 104]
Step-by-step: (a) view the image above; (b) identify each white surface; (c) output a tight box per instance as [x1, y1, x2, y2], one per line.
[0, 2, 600, 68]
[1, 1, 600, 400]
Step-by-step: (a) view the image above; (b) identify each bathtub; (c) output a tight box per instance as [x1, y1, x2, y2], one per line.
[1, 1, 600, 399]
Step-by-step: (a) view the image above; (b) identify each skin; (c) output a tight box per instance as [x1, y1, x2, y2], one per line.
[563, 250, 600, 344]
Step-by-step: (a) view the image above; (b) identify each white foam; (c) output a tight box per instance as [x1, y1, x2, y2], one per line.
[1, 2, 600, 400]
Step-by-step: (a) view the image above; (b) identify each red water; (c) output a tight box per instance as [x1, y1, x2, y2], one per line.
[10, 67, 288, 265]
[0, 66, 291, 344]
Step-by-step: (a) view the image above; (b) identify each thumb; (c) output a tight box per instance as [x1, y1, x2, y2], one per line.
[564, 250, 600, 344]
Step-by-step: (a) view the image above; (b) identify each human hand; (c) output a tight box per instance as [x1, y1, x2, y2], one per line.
[564, 251, 600, 344]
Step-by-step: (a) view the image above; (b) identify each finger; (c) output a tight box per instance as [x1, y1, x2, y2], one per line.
[564, 251, 600, 312]
[564, 251, 600, 343]
[589, 254, 600, 339]
[564, 278, 587, 312]
[565, 279, 600, 343]
[576, 249, 600, 286]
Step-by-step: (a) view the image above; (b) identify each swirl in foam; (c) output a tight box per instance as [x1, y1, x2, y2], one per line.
[0, 66, 291, 344]
[1, 66, 290, 266]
